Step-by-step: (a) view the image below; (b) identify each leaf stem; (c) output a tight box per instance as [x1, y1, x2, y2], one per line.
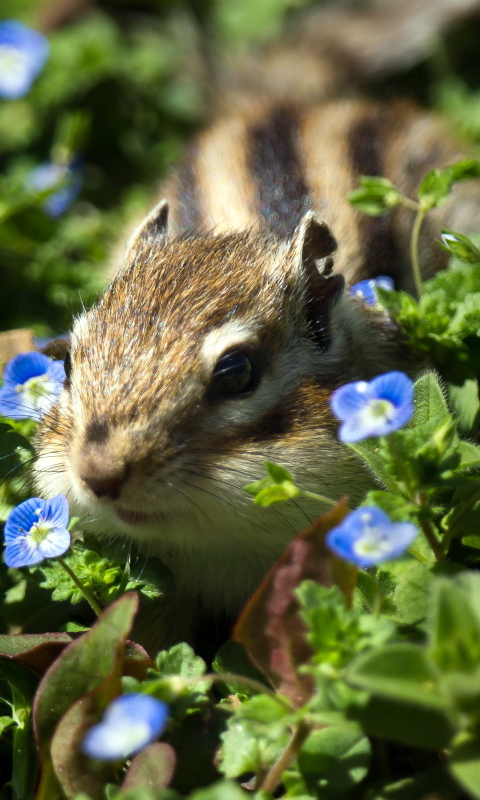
[443, 486, 480, 547]
[301, 490, 337, 506]
[184, 673, 294, 711]
[398, 194, 421, 212]
[57, 557, 102, 616]
[415, 493, 445, 562]
[410, 205, 427, 297]
[259, 720, 312, 794]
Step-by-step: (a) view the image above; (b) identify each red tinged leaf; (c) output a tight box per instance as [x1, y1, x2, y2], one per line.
[33, 593, 139, 800]
[234, 500, 353, 707]
[0, 632, 153, 680]
[0, 633, 72, 676]
[124, 640, 155, 679]
[121, 742, 176, 791]
[50, 693, 115, 800]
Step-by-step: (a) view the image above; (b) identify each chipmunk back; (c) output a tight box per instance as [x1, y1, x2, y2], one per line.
[34, 0, 480, 648]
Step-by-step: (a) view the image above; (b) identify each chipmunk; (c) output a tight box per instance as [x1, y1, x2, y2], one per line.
[34, 0, 480, 649]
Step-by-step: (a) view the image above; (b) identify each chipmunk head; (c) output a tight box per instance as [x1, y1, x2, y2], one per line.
[34, 201, 373, 574]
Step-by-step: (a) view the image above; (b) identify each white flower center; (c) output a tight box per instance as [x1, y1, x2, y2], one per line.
[353, 515, 392, 558]
[16, 373, 58, 414]
[17, 511, 54, 547]
[368, 398, 394, 419]
[114, 721, 151, 755]
[0, 45, 29, 92]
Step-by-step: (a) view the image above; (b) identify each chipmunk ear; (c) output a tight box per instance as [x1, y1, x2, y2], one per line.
[294, 211, 344, 348]
[125, 199, 169, 259]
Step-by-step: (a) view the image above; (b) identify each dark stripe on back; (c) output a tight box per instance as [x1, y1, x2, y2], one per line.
[175, 145, 203, 234]
[249, 106, 310, 238]
[348, 108, 402, 283]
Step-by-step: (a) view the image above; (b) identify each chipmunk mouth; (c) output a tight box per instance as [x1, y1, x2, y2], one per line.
[115, 507, 158, 526]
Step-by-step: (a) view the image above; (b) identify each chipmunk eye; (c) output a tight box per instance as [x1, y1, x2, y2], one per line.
[63, 351, 72, 384]
[209, 350, 256, 398]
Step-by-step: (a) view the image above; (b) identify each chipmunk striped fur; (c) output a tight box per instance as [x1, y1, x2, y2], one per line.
[34, 0, 480, 649]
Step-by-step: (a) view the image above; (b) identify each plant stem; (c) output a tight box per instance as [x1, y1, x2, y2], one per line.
[260, 720, 312, 794]
[301, 490, 337, 506]
[185, 674, 294, 711]
[387, 435, 413, 500]
[410, 205, 427, 297]
[399, 194, 421, 212]
[415, 493, 445, 562]
[443, 486, 480, 546]
[57, 557, 102, 616]
[418, 517, 445, 562]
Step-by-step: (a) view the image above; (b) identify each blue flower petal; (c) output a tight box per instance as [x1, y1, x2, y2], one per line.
[331, 371, 414, 442]
[350, 279, 377, 305]
[41, 494, 69, 529]
[349, 276, 394, 306]
[5, 536, 45, 568]
[0, 386, 34, 420]
[369, 371, 414, 408]
[82, 694, 169, 761]
[4, 497, 45, 542]
[27, 162, 83, 218]
[326, 506, 417, 567]
[37, 527, 70, 560]
[4, 495, 71, 567]
[375, 276, 395, 292]
[338, 412, 381, 443]
[330, 381, 371, 420]
[3, 352, 52, 385]
[0, 21, 49, 100]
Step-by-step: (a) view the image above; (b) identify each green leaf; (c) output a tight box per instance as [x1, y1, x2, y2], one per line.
[244, 477, 271, 497]
[464, 536, 480, 550]
[152, 643, 209, 712]
[412, 373, 450, 425]
[348, 177, 401, 216]
[450, 736, 480, 799]
[34, 593, 138, 748]
[212, 639, 268, 696]
[430, 579, 480, 672]
[220, 720, 261, 778]
[349, 693, 454, 750]
[0, 633, 72, 677]
[363, 491, 418, 522]
[439, 230, 480, 264]
[121, 743, 176, 791]
[418, 168, 452, 209]
[394, 563, 434, 627]
[373, 766, 462, 799]
[254, 483, 300, 505]
[348, 438, 399, 493]
[457, 440, 480, 470]
[449, 380, 480, 436]
[298, 726, 371, 795]
[188, 781, 248, 800]
[448, 159, 480, 181]
[346, 644, 446, 708]
[264, 461, 294, 484]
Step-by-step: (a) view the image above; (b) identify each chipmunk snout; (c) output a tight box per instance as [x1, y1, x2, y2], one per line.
[76, 443, 130, 501]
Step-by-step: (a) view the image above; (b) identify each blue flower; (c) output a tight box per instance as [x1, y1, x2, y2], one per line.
[330, 371, 414, 443]
[4, 495, 70, 568]
[350, 276, 394, 305]
[0, 20, 49, 100]
[326, 506, 417, 568]
[27, 161, 83, 218]
[82, 694, 169, 760]
[0, 352, 65, 421]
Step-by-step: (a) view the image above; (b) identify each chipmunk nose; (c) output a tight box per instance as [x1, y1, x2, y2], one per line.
[82, 467, 129, 500]
[78, 451, 130, 501]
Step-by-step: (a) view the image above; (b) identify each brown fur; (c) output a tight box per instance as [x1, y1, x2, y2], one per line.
[34, 0, 480, 650]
